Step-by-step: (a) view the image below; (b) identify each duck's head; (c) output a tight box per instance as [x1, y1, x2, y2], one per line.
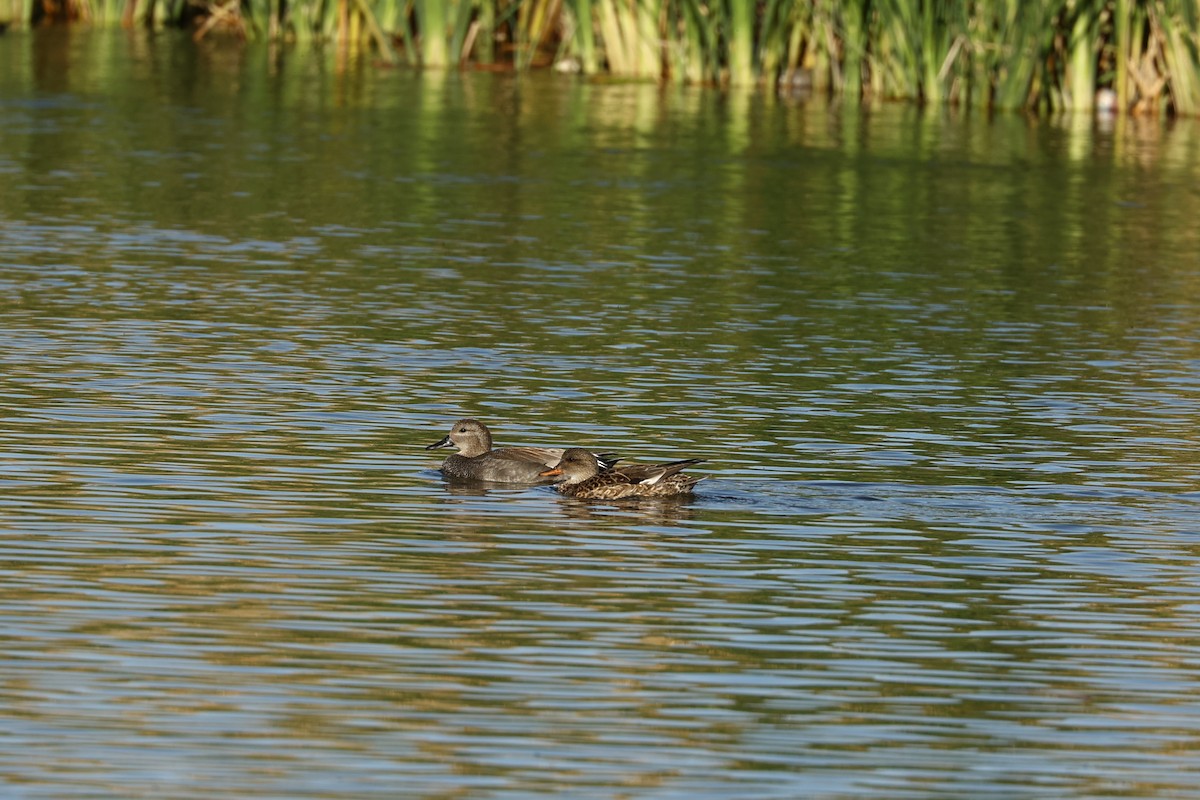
[539, 448, 601, 484]
[426, 418, 493, 457]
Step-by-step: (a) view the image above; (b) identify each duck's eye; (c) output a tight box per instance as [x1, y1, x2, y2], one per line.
[458, 427, 468, 433]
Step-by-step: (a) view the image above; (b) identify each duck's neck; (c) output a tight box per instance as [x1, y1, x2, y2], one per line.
[458, 439, 490, 457]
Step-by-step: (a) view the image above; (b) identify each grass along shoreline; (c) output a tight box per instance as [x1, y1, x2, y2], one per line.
[4, 0, 1199, 115]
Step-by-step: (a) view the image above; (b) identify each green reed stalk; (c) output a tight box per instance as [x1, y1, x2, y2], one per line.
[669, 0, 717, 83]
[1114, 0, 1133, 111]
[806, 0, 838, 93]
[378, 0, 416, 60]
[240, 0, 266, 38]
[475, 0, 497, 63]
[565, 0, 598, 72]
[635, 0, 661, 78]
[989, 0, 1048, 110]
[595, 0, 628, 73]
[726, 0, 753, 84]
[450, 0, 477, 64]
[161, 0, 184, 27]
[757, 0, 795, 85]
[596, 0, 660, 79]
[517, 0, 557, 70]
[313, 0, 337, 40]
[353, 0, 397, 61]
[923, 0, 944, 103]
[781, 2, 810, 84]
[414, 0, 447, 66]
[1066, 0, 1101, 110]
[471, 1, 491, 60]
[133, 0, 151, 25]
[840, 0, 867, 99]
[1157, 0, 1200, 115]
[875, 0, 919, 99]
[375, 0, 400, 40]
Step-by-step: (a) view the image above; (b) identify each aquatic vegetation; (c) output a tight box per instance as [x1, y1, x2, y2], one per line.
[7, 0, 1200, 114]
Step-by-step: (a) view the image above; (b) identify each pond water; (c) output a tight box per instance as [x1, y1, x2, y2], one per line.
[2, 28, 1200, 799]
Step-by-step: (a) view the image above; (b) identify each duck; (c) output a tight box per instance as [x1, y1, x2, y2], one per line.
[540, 448, 705, 499]
[425, 419, 618, 483]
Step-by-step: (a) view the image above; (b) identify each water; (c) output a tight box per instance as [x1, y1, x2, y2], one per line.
[2, 28, 1200, 799]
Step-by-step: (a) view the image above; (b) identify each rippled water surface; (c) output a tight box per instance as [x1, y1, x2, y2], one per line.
[3, 28, 1200, 799]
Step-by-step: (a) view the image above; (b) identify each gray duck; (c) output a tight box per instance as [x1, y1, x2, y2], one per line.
[426, 419, 617, 483]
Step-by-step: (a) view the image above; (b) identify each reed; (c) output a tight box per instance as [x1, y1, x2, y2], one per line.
[663, 0, 716, 83]
[1156, 1, 1200, 114]
[7, 0, 1200, 116]
[413, 0, 447, 65]
[595, 0, 662, 79]
[726, 0, 753, 84]
[565, 0, 598, 73]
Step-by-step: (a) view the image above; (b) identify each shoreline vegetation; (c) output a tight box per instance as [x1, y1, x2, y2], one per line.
[4, 1, 1200, 115]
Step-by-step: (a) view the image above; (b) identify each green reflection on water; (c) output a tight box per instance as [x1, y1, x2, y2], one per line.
[3, 27, 1200, 492]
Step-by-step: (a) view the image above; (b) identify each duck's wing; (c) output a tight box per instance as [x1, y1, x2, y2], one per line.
[615, 458, 706, 485]
[560, 469, 641, 496]
[497, 447, 620, 470]
[494, 446, 569, 468]
[593, 453, 621, 470]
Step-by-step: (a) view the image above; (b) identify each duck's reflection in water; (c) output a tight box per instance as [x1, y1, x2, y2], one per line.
[554, 494, 699, 527]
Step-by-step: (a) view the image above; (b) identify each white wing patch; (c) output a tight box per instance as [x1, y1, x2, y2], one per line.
[641, 471, 666, 486]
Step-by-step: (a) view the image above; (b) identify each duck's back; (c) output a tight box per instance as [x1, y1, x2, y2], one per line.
[559, 459, 704, 499]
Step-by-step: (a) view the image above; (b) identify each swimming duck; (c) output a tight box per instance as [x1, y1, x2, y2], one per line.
[426, 419, 618, 483]
[540, 448, 705, 499]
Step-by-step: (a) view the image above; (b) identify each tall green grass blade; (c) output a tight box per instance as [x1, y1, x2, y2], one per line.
[392, 0, 419, 65]
[990, 0, 1050, 110]
[635, 0, 661, 78]
[414, 0, 447, 66]
[805, 0, 837, 94]
[596, 0, 627, 74]
[577, 0, 598, 72]
[448, 0, 475, 65]
[840, 0, 867, 100]
[1158, 6, 1200, 115]
[517, 0, 558, 70]
[782, 3, 810, 84]
[1114, 0, 1133, 112]
[1066, 1, 1102, 110]
[352, 0, 396, 62]
[668, 0, 716, 83]
[596, 0, 659, 79]
[727, 0, 754, 85]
